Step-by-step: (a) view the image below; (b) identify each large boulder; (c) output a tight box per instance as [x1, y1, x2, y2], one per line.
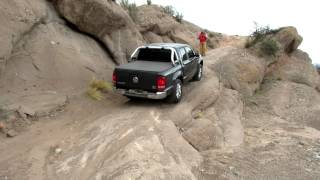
[248, 26, 303, 58]
[211, 47, 266, 97]
[136, 5, 179, 35]
[52, 0, 144, 64]
[274, 26, 303, 53]
[266, 50, 320, 88]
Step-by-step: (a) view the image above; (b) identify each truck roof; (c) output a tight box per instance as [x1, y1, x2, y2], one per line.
[147, 43, 189, 49]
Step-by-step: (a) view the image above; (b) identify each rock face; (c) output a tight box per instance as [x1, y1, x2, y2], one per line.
[266, 50, 320, 88]
[183, 89, 244, 151]
[253, 81, 320, 129]
[0, 0, 48, 74]
[0, 0, 115, 119]
[47, 113, 202, 180]
[52, 0, 144, 64]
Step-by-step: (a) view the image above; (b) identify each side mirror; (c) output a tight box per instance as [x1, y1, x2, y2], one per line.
[194, 52, 200, 57]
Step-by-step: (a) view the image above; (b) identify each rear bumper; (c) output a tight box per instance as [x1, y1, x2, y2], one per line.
[114, 88, 171, 100]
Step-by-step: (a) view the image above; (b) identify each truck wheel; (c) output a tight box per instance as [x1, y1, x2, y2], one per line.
[193, 64, 203, 81]
[167, 79, 182, 103]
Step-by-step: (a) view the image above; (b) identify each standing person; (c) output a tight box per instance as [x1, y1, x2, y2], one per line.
[198, 31, 208, 56]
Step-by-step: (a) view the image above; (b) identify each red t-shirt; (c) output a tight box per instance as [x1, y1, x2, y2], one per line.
[198, 33, 207, 43]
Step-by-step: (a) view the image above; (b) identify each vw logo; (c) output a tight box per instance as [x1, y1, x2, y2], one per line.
[132, 76, 139, 83]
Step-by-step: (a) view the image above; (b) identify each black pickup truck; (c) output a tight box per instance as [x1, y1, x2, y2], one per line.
[113, 43, 203, 103]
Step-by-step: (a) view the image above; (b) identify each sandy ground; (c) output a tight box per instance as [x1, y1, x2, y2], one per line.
[0, 49, 320, 180]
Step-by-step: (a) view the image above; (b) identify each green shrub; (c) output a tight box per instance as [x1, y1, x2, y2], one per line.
[120, 0, 138, 22]
[147, 0, 152, 5]
[246, 23, 279, 48]
[260, 38, 280, 56]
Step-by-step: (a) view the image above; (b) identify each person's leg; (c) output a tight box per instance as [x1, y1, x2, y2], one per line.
[203, 42, 207, 56]
[200, 43, 205, 56]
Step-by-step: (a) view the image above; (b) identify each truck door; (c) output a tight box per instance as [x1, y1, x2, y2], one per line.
[179, 47, 192, 80]
[185, 46, 198, 77]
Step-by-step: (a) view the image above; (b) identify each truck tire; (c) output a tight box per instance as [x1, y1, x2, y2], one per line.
[167, 79, 182, 103]
[193, 64, 203, 81]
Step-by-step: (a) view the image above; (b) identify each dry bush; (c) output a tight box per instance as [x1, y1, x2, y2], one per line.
[87, 87, 104, 101]
[87, 79, 113, 100]
[90, 79, 113, 92]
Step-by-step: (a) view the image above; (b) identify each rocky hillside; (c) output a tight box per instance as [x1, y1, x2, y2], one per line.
[0, 0, 223, 114]
[1, 0, 320, 180]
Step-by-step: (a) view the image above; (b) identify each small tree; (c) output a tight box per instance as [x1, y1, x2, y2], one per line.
[174, 13, 183, 23]
[147, 0, 152, 5]
[162, 5, 175, 16]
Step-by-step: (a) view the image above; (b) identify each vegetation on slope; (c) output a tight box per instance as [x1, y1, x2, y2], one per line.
[245, 23, 280, 56]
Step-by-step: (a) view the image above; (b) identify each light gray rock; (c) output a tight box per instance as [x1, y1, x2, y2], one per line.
[6, 129, 18, 137]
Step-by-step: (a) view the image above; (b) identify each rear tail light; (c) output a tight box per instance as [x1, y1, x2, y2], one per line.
[157, 76, 166, 91]
[112, 71, 117, 85]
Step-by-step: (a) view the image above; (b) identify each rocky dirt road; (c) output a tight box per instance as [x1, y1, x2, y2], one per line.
[1, 48, 320, 180]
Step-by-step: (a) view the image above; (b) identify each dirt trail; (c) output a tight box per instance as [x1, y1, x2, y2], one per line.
[1, 48, 320, 180]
